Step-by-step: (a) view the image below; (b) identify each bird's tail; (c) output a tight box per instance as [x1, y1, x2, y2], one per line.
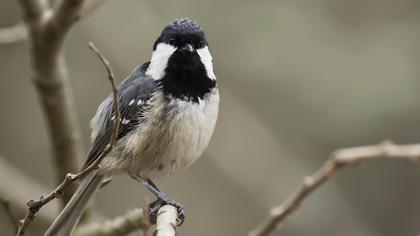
[44, 171, 104, 236]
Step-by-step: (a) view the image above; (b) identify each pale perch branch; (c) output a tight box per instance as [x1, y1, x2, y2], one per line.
[154, 205, 178, 236]
[248, 140, 420, 236]
[16, 42, 120, 236]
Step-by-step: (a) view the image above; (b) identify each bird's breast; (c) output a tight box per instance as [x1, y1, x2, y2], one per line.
[124, 89, 219, 177]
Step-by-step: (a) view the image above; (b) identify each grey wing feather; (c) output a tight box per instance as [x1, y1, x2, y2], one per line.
[44, 63, 157, 236]
[84, 62, 157, 168]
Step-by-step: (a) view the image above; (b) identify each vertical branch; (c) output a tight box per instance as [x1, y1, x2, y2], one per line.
[16, 42, 120, 236]
[17, 0, 87, 207]
[17, 0, 49, 23]
[52, 0, 86, 30]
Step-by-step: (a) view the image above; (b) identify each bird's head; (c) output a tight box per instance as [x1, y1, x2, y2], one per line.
[146, 18, 215, 82]
[154, 18, 207, 52]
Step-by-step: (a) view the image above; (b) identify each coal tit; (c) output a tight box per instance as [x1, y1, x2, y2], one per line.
[45, 18, 219, 236]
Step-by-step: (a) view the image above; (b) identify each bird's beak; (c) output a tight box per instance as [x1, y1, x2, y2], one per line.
[181, 44, 194, 52]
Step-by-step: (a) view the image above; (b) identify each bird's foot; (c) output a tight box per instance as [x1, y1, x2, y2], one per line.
[148, 197, 185, 226]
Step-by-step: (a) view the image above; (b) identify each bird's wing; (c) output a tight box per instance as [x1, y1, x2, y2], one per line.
[83, 62, 157, 168]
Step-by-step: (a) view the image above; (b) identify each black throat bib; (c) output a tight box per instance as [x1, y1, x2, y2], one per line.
[160, 50, 216, 103]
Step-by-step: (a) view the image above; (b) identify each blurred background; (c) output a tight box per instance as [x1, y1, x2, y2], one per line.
[1, 0, 420, 235]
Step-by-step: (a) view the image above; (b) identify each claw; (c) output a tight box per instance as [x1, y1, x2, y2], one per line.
[147, 199, 162, 224]
[147, 198, 185, 226]
[175, 206, 185, 226]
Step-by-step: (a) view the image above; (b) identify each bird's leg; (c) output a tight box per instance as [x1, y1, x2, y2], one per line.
[144, 177, 160, 191]
[131, 175, 185, 225]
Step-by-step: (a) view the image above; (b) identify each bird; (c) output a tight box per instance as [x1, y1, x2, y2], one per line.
[44, 17, 219, 236]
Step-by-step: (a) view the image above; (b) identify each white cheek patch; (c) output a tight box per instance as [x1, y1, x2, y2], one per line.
[196, 46, 216, 80]
[146, 43, 177, 80]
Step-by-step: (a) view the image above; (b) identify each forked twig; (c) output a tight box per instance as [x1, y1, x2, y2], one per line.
[16, 42, 120, 236]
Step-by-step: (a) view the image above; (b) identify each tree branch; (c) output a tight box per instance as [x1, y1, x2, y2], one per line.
[16, 42, 120, 236]
[0, 22, 28, 44]
[248, 140, 420, 236]
[74, 208, 148, 236]
[154, 205, 178, 236]
[17, 0, 49, 23]
[48, 0, 86, 41]
[17, 0, 86, 208]
[0, 156, 56, 224]
[0, 197, 18, 233]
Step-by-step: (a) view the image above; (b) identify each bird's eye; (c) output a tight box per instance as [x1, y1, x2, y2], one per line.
[168, 38, 175, 44]
[198, 40, 205, 48]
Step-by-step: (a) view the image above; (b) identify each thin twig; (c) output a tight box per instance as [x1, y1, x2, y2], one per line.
[248, 140, 420, 236]
[0, 22, 28, 44]
[88, 41, 120, 147]
[0, 197, 18, 233]
[16, 42, 120, 236]
[154, 205, 178, 236]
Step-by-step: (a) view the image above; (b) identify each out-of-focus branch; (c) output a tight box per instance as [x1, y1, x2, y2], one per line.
[17, 0, 106, 211]
[49, 0, 86, 41]
[17, 0, 85, 207]
[249, 140, 420, 236]
[74, 208, 148, 236]
[0, 22, 27, 44]
[154, 205, 178, 236]
[0, 156, 56, 224]
[0, 197, 18, 232]
[16, 42, 120, 236]
[17, 0, 49, 23]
